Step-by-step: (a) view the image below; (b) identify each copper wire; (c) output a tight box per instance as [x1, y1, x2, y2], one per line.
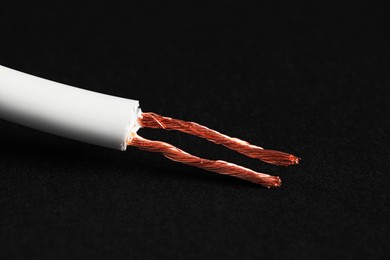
[138, 112, 300, 166]
[128, 134, 281, 188]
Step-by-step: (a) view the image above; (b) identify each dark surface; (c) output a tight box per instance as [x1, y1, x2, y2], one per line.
[0, 2, 389, 259]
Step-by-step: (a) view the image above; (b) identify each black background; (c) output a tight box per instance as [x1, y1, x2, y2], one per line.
[0, 2, 389, 259]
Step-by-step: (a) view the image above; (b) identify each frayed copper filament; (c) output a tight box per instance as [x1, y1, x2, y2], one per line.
[128, 134, 281, 188]
[139, 112, 300, 166]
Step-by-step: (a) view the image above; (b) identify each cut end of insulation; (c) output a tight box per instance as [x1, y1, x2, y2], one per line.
[122, 106, 143, 151]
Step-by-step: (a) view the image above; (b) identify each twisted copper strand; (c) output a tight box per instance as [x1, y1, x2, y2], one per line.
[128, 134, 281, 188]
[139, 112, 300, 166]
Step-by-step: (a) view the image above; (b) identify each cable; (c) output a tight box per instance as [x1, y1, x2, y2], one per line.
[0, 65, 141, 151]
[0, 65, 299, 188]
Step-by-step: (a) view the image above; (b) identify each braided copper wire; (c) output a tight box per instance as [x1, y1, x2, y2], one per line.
[128, 134, 281, 188]
[138, 112, 300, 166]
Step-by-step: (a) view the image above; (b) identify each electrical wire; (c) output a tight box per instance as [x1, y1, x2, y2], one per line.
[128, 112, 300, 188]
[128, 134, 282, 188]
[138, 112, 300, 166]
[0, 65, 300, 188]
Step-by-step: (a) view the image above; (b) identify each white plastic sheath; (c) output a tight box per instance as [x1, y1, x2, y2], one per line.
[0, 65, 141, 151]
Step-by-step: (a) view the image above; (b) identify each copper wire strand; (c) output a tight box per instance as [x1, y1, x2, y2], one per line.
[138, 112, 300, 166]
[128, 134, 281, 188]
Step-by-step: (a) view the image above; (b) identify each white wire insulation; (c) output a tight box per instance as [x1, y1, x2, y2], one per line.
[0, 65, 141, 151]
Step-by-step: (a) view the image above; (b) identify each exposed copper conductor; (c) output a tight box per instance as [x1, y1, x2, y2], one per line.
[138, 112, 300, 166]
[128, 134, 281, 188]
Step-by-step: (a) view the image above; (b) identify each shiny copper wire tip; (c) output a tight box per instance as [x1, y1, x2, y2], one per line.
[138, 112, 300, 166]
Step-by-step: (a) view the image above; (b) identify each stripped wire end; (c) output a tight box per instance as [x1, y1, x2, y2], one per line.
[138, 112, 300, 166]
[128, 134, 281, 188]
[126, 112, 300, 188]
